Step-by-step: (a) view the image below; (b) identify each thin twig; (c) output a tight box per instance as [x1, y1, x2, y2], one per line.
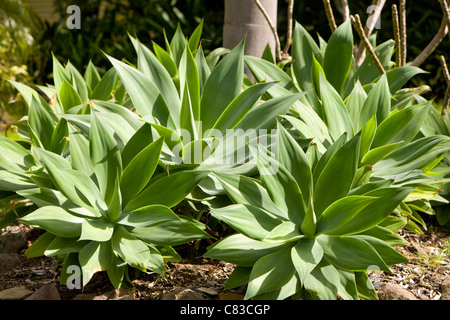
[355, 0, 386, 68]
[441, 55, 450, 84]
[392, 4, 402, 67]
[411, 18, 448, 67]
[282, 0, 295, 55]
[441, 55, 450, 115]
[253, 0, 282, 61]
[399, 0, 407, 67]
[351, 14, 385, 74]
[338, 0, 350, 21]
[323, 0, 337, 32]
[439, 0, 450, 40]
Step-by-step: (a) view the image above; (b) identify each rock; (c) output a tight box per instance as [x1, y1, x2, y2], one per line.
[197, 287, 218, 296]
[72, 293, 98, 300]
[378, 283, 418, 300]
[0, 286, 33, 300]
[25, 284, 61, 300]
[72, 288, 135, 300]
[160, 287, 204, 300]
[0, 253, 23, 273]
[0, 232, 27, 254]
[219, 292, 245, 300]
[441, 276, 450, 300]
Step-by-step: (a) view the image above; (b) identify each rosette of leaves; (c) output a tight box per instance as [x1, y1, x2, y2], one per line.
[204, 121, 450, 300]
[18, 111, 211, 288]
[244, 18, 450, 233]
[105, 25, 303, 176]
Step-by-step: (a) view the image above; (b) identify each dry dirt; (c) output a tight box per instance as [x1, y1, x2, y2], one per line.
[0, 220, 449, 300]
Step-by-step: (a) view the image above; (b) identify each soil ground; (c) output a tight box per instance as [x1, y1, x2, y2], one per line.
[0, 220, 449, 300]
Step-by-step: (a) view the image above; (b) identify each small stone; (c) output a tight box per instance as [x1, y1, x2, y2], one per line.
[441, 276, 450, 300]
[378, 283, 418, 300]
[219, 292, 245, 300]
[94, 288, 135, 300]
[0, 232, 27, 254]
[25, 284, 61, 300]
[0, 253, 23, 273]
[0, 286, 33, 300]
[197, 287, 218, 296]
[160, 287, 204, 300]
[72, 293, 98, 300]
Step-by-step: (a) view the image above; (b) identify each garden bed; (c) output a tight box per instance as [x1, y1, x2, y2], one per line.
[0, 221, 448, 300]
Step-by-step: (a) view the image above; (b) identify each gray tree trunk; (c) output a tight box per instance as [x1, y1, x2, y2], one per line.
[223, 0, 278, 59]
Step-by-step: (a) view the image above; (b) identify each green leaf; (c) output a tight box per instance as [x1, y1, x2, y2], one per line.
[291, 22, 322, 93]
[200, 39, 245, 132]
[315, 196, 378, 235]
[245, 245, 296, 299]
[204, 234, 290, 267]
[44, 236, 87, 256]
[372, 102, 431, 148]
[188, 19, 204, 52]
[277, 123, 312, 206]
[50, 118, 69, 154]
[323, 20, 353, 94]
[318, 73, 354, 140]
[118, 205, 180, 228]
[36, 148, 105, 215]
[112, 226, 165, 274]
[28, 97, 55, 150]
[80, 218, 114, 242]
[303, 258, 339, 300]
[25, 232, 56, 258]
[313, 133, 361, 216]
[134, 37, 181, 126]
[169, 25, 187, 67]
[263, 221, 303, 243]
[79, 241, 113, 286]
[129, 218, 211, 246]
[212, 172, 285, 220]
[124, 170, 208, 211]
[360, 142, 402, 166]
[0, 136, 38, 173]
[120, 135, 164, 205]
[210, 81, 277, 134]
[152, 41, 177, 77]
[121, 123, 155, 169]
[59, 80, 83, 112]
[353, 235, 408, 265]
[373, 136, 450, 176]
[252, 144, 305, 226]
[89, 112, 122, 205]
[91, 67, 118, 101]
[317, 235, 391, 272]
[291, 239, 323, 284]
[68, 123, 94, 177]
[211, 204, 282, 240]
[329, 187, 413, 236]
[345, 80, 367, 131]
[359, 74, 391, 128]
[66, 61, 89, 102]
[21, 206, 83, 238]
[106, 55, 175, 129]
[84, 61, 101, 92]
[385, 66, 426, 94]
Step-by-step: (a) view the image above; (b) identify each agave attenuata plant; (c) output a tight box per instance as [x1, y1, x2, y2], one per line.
[204, 120, 450, 300]
[19, 112, 211, 287]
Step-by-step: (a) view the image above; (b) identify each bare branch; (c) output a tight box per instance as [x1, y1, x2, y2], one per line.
[323, 0, 337, 32]
[355, 0, 386, 68]
[399, 0, 407, 66]
[441, 55, 450, 115]
[411, 18, 448, 67]
[439, 0, 450, 40]
[441, 55, 450, 84]
[392, 4, 402, 67]
[335, 0, 350, 21]
[351, 14, 385, 74]
[253, 0, 283, 61]
[282, 0, 295, 55]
